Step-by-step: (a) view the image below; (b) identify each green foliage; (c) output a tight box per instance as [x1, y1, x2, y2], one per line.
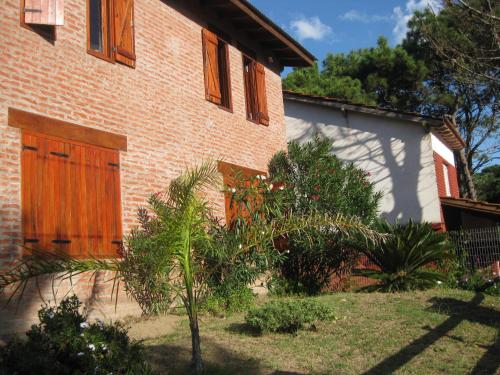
[283, 37, 428, 111]
[201, 285, 255, 316]
[354, 220, 452, 292]
[245, 299, 335, 334]
[0, 296, 151, 375]
[267, 137, 382, 295]
[474, 165, 500, 203]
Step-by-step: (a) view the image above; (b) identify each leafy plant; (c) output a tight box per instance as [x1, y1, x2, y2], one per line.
[0, 161, 382, 374]
[201, 285, 255, 316]
[354, 220, 452, 292]
[245, 299, 335, 333]
[267, 137, 382, 294]
[0, 296, 151, 375]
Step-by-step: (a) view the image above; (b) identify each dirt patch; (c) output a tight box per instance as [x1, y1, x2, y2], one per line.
[126, 314, 184, 341]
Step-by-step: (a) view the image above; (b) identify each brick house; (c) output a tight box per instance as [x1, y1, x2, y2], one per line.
[0, 0, 314, 333]
[283, 91, 464, 230]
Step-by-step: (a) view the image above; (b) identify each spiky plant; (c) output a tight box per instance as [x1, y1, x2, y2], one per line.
[0, 160, 383, 374]
[353, 220, 452, 292]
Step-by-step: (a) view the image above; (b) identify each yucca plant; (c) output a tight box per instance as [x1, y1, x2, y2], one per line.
[353, 220, 452, 292]
[0, 160, 382, 374]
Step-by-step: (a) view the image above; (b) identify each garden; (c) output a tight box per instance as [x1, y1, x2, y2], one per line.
[1, 138, 499, 375]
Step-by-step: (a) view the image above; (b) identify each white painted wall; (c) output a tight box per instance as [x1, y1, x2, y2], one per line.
[285, 100, 442, 223]
[431, 133, 456, 166]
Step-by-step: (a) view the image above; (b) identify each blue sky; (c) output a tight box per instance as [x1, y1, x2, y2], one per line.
[248, 0, 442, 62]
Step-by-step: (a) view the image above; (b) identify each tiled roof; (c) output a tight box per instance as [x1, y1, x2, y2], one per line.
[441, 197, 500, 216]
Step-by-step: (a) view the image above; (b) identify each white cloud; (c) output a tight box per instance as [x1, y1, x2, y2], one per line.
[290, 16, 332, 41]
[339, 10, 391, 23]
[392, 0, 443, 43]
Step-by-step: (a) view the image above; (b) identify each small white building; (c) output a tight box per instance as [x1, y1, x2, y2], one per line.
[284, 91, 465, 228]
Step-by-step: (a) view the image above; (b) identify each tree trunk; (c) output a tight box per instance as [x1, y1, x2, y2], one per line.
[455, 149, 477, 200]
[189, 315, 204, 374]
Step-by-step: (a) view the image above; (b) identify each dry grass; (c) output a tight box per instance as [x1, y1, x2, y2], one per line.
[138, 289, 500, 374]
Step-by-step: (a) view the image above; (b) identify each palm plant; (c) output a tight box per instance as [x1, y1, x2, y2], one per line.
[0, 161, 382, 374]
[353, 220, 452, 292]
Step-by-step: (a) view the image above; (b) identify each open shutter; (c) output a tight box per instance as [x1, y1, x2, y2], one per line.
[24, 0, 64, 26]
[202, 29, 222, 105]
[255, 63, 269, 126]
[113, 0, 136, 67]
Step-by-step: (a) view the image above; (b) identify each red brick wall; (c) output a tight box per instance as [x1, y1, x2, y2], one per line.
[0, 0, 287, 331]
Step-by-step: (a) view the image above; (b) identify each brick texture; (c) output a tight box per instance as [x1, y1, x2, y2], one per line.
[0, 0, 287, 332]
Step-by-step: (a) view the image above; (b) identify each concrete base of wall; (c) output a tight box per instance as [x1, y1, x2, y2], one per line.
[0, 271, 142, 337]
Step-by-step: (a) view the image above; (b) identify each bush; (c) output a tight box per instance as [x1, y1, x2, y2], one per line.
[268, 136, 382, 295]
[354, 220, 452, 292]
[0, 296, 152, 375]
[202, 285, 255, 316]
[245, 299, 335, 333]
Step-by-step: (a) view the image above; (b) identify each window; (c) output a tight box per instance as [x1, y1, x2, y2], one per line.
[202, 29, 232, 110]
[21, 131, 123, 258]
[86, 0, 136, 67]
[243, 56, 269, 125]
[218, 161, 265, 225]
[443, 164, 451, 197]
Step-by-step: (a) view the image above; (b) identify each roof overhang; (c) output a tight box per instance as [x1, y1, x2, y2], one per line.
[202, 0, 315, 67]
[283, 91, 465, 150]
[441, 197, 500, 216]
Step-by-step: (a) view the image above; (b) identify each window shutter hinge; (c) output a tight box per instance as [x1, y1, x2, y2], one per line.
[24, 8, 42, 13]
[50, 151, 69, 158]
[22, 145, 38, 151]
[52, 239, 71, 244]
[108, 162, 119, 168]
[24, 238, 39, 243]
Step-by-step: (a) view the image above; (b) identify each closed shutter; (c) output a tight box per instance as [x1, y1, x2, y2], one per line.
[255, 63, 269, 126]
[21, 131, 122, 258]
[113, 0, 136, 67]
[202, 29, 222, 105]
[24, 0, 64, 26]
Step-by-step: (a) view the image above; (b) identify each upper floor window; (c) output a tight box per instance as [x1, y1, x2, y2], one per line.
[202, 29, 232, 110]
[243, 56, 269, 125]
[87, 0, 136, 68]
[443, 164, 451, 197]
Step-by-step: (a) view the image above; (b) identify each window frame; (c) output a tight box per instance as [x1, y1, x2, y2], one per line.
[86, 0, 115, 63]
[216, 37, 233, 112]
[442, 163, 451, 197]
[242, 54, 259, 124]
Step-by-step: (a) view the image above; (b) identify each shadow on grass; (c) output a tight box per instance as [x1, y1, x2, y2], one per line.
[362, 293, 500, 375]
[225, 322, 261, 337]
[145, 338, 262, 375]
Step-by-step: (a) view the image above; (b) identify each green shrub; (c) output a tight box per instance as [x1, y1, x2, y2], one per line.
[202, 285, 255, 316]
[245, 299, 335, 333]
[354, 220, 452, 292]
[268, 136, 382, 295]
[0, 296, 152, 375]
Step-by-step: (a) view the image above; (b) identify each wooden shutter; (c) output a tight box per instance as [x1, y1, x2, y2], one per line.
[21, 131, 122, 258]
[113, 0, 136, 67]
[255, 63, 269, 126]
[24, 0, 64, 26]
[243, 58, 259, 121]
[202, 29, 222, 105]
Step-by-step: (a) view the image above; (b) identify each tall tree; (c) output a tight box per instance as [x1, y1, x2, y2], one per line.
[404, 2, 499, 198]
[283, 37, 428, 112]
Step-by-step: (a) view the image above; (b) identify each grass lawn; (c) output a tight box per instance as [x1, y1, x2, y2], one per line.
[137, 289, 500, 374]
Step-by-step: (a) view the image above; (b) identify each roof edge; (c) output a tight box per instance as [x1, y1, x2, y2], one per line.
[283, 90, 465, 151]
[231, 0, 316, 66]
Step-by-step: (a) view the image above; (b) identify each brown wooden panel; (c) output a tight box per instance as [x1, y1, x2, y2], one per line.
[9, 108, 127, 151]
[113, 0, 136, 67]
[255, 63, 269, 126]
[21, 131, 122, 258]
[202, 29, 222, 105]
[24, 0, 64, 26]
